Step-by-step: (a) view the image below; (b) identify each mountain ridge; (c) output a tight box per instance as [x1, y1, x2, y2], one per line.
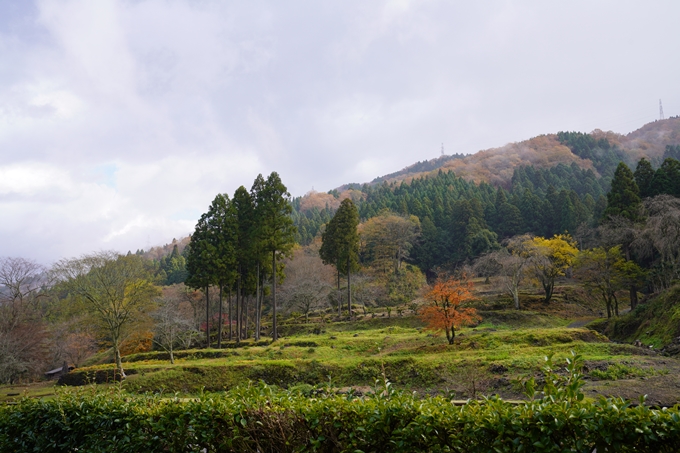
[330, 117, 680, 196]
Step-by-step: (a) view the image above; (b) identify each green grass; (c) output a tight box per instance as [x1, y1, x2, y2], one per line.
[42, 288, 680, 402]
[0, 381, 58, 403]
[55, 322, 620, 397]
[594, 285, 680, 348]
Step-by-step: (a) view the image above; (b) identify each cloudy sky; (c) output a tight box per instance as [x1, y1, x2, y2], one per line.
[1, 0, 679, 263]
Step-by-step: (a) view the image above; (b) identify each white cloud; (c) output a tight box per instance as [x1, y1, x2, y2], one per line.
[0, 0, 679, 262]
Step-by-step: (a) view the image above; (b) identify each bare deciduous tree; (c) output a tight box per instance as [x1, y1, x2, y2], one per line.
[152, 292, 198, 363]
[474, 235, 534, 309]
[50, 320, 98, 368]
[281, 249, 333, 322]
[53, 252, 159, 379]
[0, 257, 49, 383]
[0, 257, 46, 331]
[634, 195, 680, 292]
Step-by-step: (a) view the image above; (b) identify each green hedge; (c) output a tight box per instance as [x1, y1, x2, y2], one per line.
[2, 356, 680, 452]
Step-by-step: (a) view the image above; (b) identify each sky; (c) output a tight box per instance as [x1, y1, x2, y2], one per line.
[1, 0, 679, 264]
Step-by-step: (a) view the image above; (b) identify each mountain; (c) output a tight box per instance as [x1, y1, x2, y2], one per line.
[333, 117, 680, 192]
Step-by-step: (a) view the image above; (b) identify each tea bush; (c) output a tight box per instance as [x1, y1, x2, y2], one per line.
[2, 354, 680, 452]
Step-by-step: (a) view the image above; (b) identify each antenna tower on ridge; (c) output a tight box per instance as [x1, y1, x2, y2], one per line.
[441, 143, 444, 156]
[660, 99, 665, 120]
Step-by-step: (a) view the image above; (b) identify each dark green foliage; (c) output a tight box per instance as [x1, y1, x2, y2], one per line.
[634, 158, 656, 199]
[257, 172, 296, 263]
[290, 204, 333, 245]
[320, 198, 360, 309]
[370, 153, 466, 183]
[604, 163, 641, 222]
[319, 199, 360, 276]
[185, 211, 218, 292]
[557, 131, 627, 177]
[291, 162, 604, 273]
[186, 194, 240, 347]
[663, 144, 680, 161]
[4, 356, 680, 452]
[234, 185, 258, 293]
[154, 244, 189, 285]
[257, 172, 297, 340]
[650, 158, 680, 197]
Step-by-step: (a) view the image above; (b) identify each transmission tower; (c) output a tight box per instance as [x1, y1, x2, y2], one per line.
[441, 143, 444, 156]
[660, 99, 665, 120]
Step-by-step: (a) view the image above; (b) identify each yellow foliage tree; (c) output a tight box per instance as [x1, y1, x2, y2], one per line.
[527, 235, 578, 304]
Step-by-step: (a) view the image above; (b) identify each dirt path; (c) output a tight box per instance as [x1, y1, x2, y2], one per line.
[567, 317, 600, 328]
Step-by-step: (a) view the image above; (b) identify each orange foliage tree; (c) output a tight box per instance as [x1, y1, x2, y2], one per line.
[419, 278, 480, 345]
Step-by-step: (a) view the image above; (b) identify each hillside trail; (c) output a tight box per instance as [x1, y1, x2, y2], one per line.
[567, 308, 631, 328]
[566, 318, 599, 328]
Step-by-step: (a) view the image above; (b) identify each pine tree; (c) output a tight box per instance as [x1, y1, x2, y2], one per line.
[185, 208, 219, 348]
[250, 174, 269, 341]
[257, 172, 296, 341]
[604, 162, 641, 222]
[233, 186, 255, 343]
[634, 158, 655, 198]
[209, 194, 238, 348]
[650, 158, 680, 197]
[321, 198, 360, 316]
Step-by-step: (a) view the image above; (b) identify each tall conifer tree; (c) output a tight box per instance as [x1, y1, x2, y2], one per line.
[186, 206, 219, 348]
[634, 158, 655, 199]
[209, 194, 238, 348]
[257, 172, 296, 341]
[604, 162, 641, 222]
[320, 198, 360, 316]
[233, 186, 255, 343]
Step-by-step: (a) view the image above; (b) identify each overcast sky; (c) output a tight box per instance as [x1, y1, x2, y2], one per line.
[1, 0, 679, 263]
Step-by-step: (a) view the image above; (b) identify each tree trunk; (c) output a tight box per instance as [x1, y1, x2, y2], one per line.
[114, 342, 126, 379]
[228, 289, 233, 341]
[511, 287, 520, 310]
[445, 325, 455, 345]
[236, 274, 241, 344]
[205, 285, 210, 348]
[272, 250, 278, 341]
[217, 286, 223, 349]
[243, 295, 249, 340]
[169, 348, 174, 365]
[613, 293, 619, 317]
[542, 280, 553, 304]
[347, 254, 352, 317]
[605, 296, 612, 319]
[630, 285, 638, 310]
[255, 263, 261, 341]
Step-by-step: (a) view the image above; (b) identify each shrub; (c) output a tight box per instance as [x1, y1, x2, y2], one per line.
[3, 354, 680, 452]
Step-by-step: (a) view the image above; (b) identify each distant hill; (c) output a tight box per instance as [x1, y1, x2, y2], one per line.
[330, 117, 680, 194]
[133, 236, 190, 261]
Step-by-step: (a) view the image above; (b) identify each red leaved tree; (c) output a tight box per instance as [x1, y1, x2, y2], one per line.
[419, 277, 480, 345]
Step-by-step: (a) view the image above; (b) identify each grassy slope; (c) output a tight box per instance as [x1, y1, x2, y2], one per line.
[591, 285, 680, 349]
[4, 283, 680, 406]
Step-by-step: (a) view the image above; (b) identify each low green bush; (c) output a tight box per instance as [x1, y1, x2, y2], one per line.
[590, 362, 663, 381]
[57, 368, 138, 386]
[2, 354, 680, 452]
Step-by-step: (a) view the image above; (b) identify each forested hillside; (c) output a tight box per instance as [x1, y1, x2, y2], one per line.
[292, 118, 680, 275]
[137, 118, 680, 282]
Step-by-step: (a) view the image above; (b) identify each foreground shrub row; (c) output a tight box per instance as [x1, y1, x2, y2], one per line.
[2, 357, 680, 453]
